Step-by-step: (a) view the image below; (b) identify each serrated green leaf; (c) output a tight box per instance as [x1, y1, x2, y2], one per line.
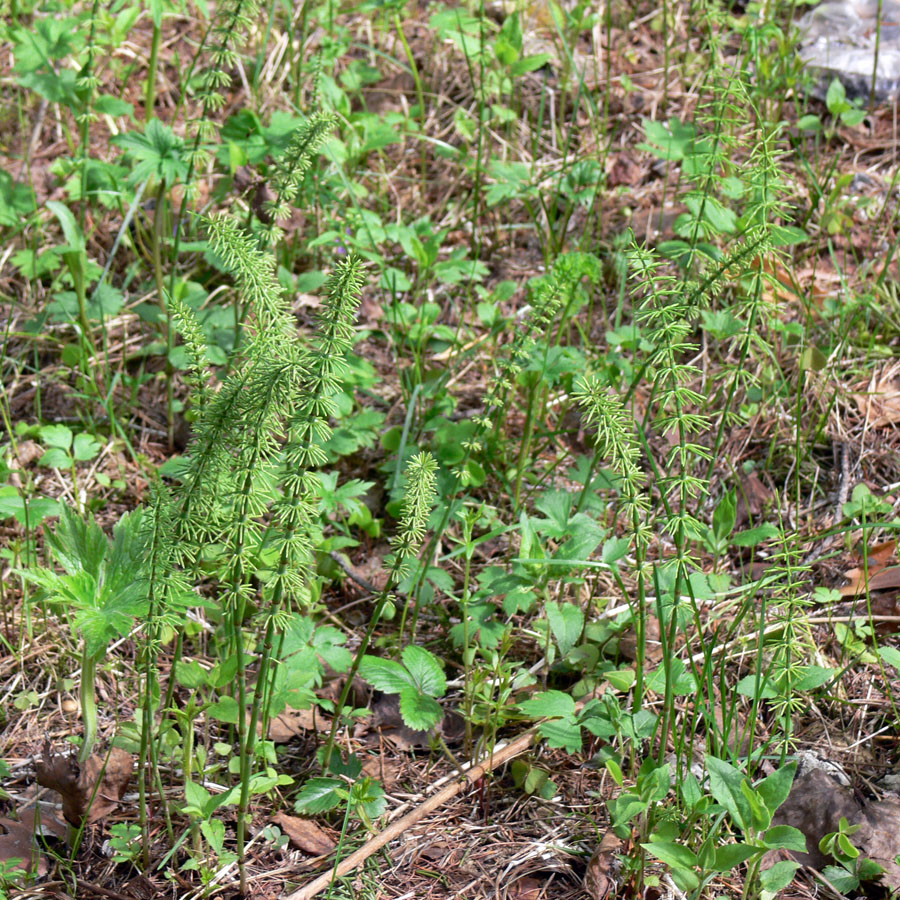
[398, 688, 442, 731]
[401, 645, 446, 697]
[207, 696, 240, 724]
[39, 448, 73, 468]
[359, 655, 414, 693]
[294, 777, 343, 814]
[72, 432, 102, 462]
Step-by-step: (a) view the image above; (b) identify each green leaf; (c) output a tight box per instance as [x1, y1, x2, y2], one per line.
[825, 78, 849, 115]
[39, 448, 73, 468]
[184, 779, 212, 814]
[294, 777, 343, 814]
[46, 200, 86, 252]
[735, 674, 777, 699]
[639, 760, 671, 803]
[793, 666, 834, 691]
[712, 842, 758, 871]
[44, 506, 108, 579]
[712, 490, 736, 544]
[398, 688, 442, 731]
[0, 488, 60, 525]
[401, 645, 446, 697]
[113, 119, 188, 184]
[510, 53, 551, 75]
[841, 108, 866, 127]
[40, 423, 73, 450]
[519, 690, 576, 719]
[762, 825, 807, 853]
[538, 716, 582, 753]
[641, 841, 698, 869]
[545, 601, 584, 656]
[755, 762, 797, 817]
[732, 523, 780, 546]
[359, 655, 414, 694]
[759, 859, 801, 893]
[175, 660, 208, 689]
[74, 588, 147, 658]
[72, 432, 102, 462]
[706, 756, 752, 832]
[741, 778, 771, 831]
[797, 114, 821, 131]
[820, 865, 857, 894]
[94, 95, 133, 118]
[606, 668, 636, 692]
[879, 645, 900, 669]
[601, 536, 631, 564]
[769, 224, 808, 246]
[207, 696, 240, 724]
[608, 791, 647, 827]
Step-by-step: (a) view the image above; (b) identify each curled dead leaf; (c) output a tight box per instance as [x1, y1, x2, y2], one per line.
[35, 744, 133, 826]
[583, 830, 624, 900]
[840, 540, 900, 596]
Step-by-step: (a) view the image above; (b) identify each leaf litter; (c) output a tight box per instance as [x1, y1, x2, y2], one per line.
[35, 743, 133, 826]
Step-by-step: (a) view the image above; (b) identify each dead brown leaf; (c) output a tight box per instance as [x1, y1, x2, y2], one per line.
[764, 764, 900, 893]
[273, 813, 336, 857]
[266, 707, 331, 743]
[854, 363, 900, 427]
[35, 744, 133, 826]
[506, 875, 543, 900]
[850, 797, 900, 892]
[841, 566, 900, 597]
[361, 755, 402, 789]
[370, 694, 466, 749]
[607, 154, 643, 188]
[583, 830, 624, 900]
[619, 614, 662, 664]
[767, 767, 861, 870]
[0, 817, 48, 875]
[840, 540, 896, 595]
[735, 471, 773, 528]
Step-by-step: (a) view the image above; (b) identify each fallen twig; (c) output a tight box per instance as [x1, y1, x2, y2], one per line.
[282, 725, 541, 900]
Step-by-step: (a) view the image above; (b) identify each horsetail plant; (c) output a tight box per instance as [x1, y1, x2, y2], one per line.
[159, 208, 367, 890]
[398, 253, 601, 644]
[321, 450, 438, 772]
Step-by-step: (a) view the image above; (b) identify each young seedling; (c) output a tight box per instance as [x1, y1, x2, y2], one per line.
[18, 507, 148, 761]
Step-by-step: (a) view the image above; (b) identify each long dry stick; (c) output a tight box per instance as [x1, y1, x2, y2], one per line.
[282, 725, 541, 900]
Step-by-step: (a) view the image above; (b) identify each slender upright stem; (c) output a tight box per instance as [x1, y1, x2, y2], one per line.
[79, 649, 98, 763]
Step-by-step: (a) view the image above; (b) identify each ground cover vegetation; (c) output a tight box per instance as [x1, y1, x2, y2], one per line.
[1, 0, 900, 897]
